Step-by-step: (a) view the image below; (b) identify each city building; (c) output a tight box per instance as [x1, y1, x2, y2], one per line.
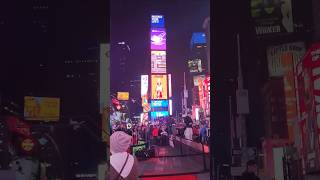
[110, 42, 131, 95]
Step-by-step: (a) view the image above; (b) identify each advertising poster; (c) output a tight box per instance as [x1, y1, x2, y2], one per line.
[251, 0, 293, 35]
[188, 59, 203, 73]
[151, 15, 165, 28]
[24, 96, 60, 121]
[151, 51, 166, 73]
[151, 75, 168, 100]
[151, 111, 169, 120]
[117, 92, 129, 101]
[193, 75, 206, 86]
[267, 42, 305, 77]
[151, 28, 166, 50]
[296, 43, 320, 172]
[150, 100, 169, 108]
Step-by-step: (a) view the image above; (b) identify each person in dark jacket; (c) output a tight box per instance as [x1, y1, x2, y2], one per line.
[241, 160, 260, 180]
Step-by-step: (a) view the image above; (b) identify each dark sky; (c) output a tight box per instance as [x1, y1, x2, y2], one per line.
[110, 0, 209, 114]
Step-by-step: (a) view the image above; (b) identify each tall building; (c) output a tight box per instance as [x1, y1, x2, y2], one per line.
[203, 17, 210, 73]
[59, 46, 100, 116]
[110, 42, 131, 94]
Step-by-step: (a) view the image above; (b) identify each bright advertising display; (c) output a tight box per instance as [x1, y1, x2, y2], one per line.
[141, 75, 149, 96]
[296, 43, 320, 172]
[151, 15, 165, 28]
[267, 42, 305, 77]
[169, 99, 173, 116]
[151, 51, 166, 73]
[193, 75, 206, 86]
[151, 28, 166, 50]
[150, 100, 169, 108]
[188, 59, 203, 73]
[24, 96, 60, 121]
[117, 92, 129, 101]
[251, 0, 293, 35]
[150, 111, 169, 119]
[204, 76, 210, 116]
[168, 74, 172, 98]
[151, 75, 168, 100]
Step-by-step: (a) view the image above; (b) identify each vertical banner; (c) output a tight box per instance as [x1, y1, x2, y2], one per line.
[198, 78, 205, 111]
[141, 75, 150, 113]
[281, 53, 297, 143]
[204, 76, 210, 116]
[251, 0, 294, 35]
[296, 43, 320, 172]
[169, 99, 173, 116]
[168, 74, 172, 98]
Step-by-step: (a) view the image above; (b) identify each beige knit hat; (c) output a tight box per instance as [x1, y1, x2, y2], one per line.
[110, 131, 132, 154]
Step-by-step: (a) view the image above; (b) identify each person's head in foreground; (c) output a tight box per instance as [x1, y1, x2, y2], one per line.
[246, 160, 258, 174]
[110, 131, 132, 154]
[110, 131, 138, 180]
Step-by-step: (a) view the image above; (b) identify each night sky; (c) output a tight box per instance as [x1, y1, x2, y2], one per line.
[110, 0, 210, 115]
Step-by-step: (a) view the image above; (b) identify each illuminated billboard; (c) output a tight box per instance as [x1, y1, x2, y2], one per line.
[151, 28, 166, 50]
[141, 75, 148, 96]
[151, 111, 169, 119]
[169, 99, 173, 115]
[151, 75, 168, 100]
[151, 15, 165, 28]
[117, 92, 129, 101]
[193, 75, 206, 86]
[24, 96, 60, 121]
[188, 59, 203, 73]
[151, 51, 166, 73]
[150, 100, 169, 108]
[168, 74, 172, 98]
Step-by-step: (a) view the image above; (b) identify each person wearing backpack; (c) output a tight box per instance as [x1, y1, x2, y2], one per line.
[109, 131, 139, 180]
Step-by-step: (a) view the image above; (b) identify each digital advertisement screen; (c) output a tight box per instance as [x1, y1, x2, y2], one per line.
[151, 28, 166, 50]
[117, 92, 129, 101]
[151, 15, 165, 28]
[193, 75, 206, 86]
[151, 51, 166, 73]
[151, 75, 168, 100]
[168, 74, 172, 98]
[141, 75, 148, 96]
[24, 96, 60, 121]
[150, 100, 169, 108]
[191, 32, 206, 44]
[150, 111, 169, 119]
[188, 59, 202, 73]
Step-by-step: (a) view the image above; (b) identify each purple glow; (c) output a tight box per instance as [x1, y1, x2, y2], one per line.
[151, 28, 166, 50]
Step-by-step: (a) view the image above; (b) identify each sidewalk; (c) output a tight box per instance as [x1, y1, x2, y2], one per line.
[138, 144, 210, 180]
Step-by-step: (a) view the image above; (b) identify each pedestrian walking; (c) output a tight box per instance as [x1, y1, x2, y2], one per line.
[184, 116, 193, 141]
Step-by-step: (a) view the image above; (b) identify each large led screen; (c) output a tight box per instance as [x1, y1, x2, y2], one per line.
[150, 100, 169, 108]
[188, 59, 203, 73]
[151, 28, 166, 50]
[193, 75, 206, 86]
[151, 75, 168, 100]
[24, 96, 60, 121]
[151, 15, 165, 28]
[150, 111, 169, 119]
[151, 51, 166, 73]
